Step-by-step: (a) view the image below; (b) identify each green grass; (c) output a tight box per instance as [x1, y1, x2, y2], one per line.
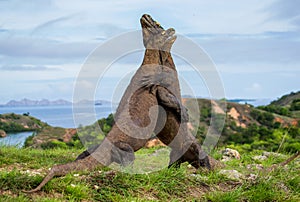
[0, 146, 299, 201]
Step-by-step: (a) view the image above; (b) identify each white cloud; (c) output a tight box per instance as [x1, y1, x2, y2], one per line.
[0, 64, 60, 71]
[246, 83, 262, 93]
[0, 36, 98, 58]
[0, 0, 299, 103]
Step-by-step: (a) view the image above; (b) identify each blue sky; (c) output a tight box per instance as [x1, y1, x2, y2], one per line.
[0, 0, 299, 104]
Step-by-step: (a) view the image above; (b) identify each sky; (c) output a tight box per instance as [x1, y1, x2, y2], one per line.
[0, 0, 299, 104]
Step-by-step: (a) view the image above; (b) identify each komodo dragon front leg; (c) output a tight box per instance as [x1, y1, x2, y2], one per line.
[153, 85, 189, 123]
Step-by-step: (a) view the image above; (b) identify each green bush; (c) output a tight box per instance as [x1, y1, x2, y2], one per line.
[41, 140, 68, 149]
[258, 105, 292, 116]
[0, 121, 26, 133]
[24, 133, 35, 147]
[290, 99, 300, 111]
[250, 109, 274, 128]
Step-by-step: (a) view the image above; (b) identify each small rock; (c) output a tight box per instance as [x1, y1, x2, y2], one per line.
[219, 169, 243, 180]
[73, 174, 79, 177]
[246, 173, 257, 181]
[277, 182, 289, 192]
[21, 170, 42, 177]
[221, 156, 231, 162]
[190, 174, 208, 181]
[0, 130, 6, 138]
[252, 155, 267, 161]
[94, 185, 100, 189]
[262, 151, 284, 158]
[222, 148, 241, 160]
[246, 164, 264, 170]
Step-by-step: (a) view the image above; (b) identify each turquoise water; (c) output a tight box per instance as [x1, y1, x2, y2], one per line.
[0, 131, 34, 148]
[0, 105, 114, 128]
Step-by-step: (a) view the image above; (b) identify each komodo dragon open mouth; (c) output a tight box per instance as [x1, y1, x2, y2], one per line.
[140, 14, 176, 50]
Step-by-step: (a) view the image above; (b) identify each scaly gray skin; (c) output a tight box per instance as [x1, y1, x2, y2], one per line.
[24, 14, 187, 193]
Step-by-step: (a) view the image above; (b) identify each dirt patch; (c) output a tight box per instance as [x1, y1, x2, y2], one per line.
[0, 190, 18, 197]
[145, 138, 166, 148]
[211, 100, 225, 114]
[228, 107, 240, 120]
[228, 107, 246, 128]
[188, 183, 210, 198]
[217, 181, 242, 192]
[0, 118, 8, 123]
[21, 191, 65, 200]
[63, 128, 77, 142]
[291, 119, 298, 126]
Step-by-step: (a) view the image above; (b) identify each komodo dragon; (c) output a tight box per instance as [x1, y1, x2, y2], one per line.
[139, 15, 218, 169]
[77, 14, 218, 168]
[24, 14, 189, 193]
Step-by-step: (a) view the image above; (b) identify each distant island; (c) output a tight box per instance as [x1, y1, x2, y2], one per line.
[1, 99, 71, 107]
[0, 98, 113, 107]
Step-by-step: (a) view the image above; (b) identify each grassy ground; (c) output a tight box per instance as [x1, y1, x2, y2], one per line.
[0, 146, 299, 201]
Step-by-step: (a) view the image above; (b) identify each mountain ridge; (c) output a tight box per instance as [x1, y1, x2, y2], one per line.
[0, 98, 113, 107]
[270, 91, 300, 107]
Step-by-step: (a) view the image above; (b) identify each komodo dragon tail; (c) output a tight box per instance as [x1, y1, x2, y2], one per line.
[23, 155, 100, 193]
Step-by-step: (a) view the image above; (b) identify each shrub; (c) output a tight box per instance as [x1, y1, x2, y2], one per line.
[250, 109, 274, 128]
[290, 99, 300, 111]
[40, 140, 68, 149]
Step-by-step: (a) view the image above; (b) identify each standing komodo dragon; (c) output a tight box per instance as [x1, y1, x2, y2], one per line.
[139, 15, 218, 169]
[77, 14, 218, 169]
[24, 14, 190, 193]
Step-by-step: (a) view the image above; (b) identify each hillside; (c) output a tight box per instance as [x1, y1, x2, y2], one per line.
[271, 91, 300, 107]
[24, 127, 80, 149]
[182, 97, 299, 153]
[0, 113, 48, 134]
[20, 92, 300, 153]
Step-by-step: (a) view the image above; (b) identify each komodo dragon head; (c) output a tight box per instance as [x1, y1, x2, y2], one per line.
[140, 14, 176, 52]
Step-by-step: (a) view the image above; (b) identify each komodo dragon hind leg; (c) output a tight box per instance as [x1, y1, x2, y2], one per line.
[111, 142, 135, 167]
[75, 144, 99, 160]
[168, 140, 211, 170]
[76, 142, 135, 167]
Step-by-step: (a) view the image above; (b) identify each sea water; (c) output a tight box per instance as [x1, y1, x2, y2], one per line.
[0, 105, 115, 147]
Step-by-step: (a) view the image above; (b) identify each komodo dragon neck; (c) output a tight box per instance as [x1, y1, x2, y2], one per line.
[142, 49, 161, 65]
